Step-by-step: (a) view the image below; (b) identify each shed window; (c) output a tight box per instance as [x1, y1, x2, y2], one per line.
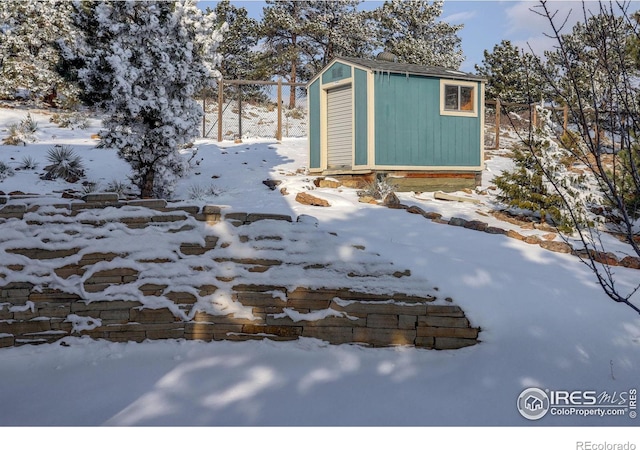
[444, 85, 474, 111]
[440, 80, 478, 117]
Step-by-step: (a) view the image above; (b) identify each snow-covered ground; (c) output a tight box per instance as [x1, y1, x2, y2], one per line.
[1, 106, 639, 447]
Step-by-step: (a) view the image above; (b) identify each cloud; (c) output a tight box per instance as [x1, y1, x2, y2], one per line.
[442, 10, 477, 24]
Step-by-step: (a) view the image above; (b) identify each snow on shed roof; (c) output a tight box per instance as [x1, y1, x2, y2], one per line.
[330, 56, 486, 83]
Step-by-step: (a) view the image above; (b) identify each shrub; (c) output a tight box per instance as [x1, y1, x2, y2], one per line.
[358, 176, 396, 200]
[19, 155, 38, 170]
[106, 179, 130, 199]
[81, 180, 100, 195]
[44, 145, 85, 183]
[50, 111, 89, 129]
[0, 161, 15, 180]
[21, 113, 39, 134]
[2, 114, 38, 145]
[187, 183, 223, 200]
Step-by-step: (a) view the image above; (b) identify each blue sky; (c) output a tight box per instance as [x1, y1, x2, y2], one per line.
[199, 1, 640, 73]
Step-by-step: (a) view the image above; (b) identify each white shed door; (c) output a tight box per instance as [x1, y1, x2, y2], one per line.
[327, 85, 353, 169]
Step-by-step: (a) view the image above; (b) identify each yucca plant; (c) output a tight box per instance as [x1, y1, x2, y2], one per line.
[44, 145, 85, 183]
[21, 113, 39, 134]
[0, 161, 15, 180]
[81, 181, 100, 195]
[358, 176, 396, 200]
[2, 124, 24, 145]
[2, 114, 39, 145]
[106, 179, 130, 199]
[19, 155, 38, 170]
[187, 183, 223, 200]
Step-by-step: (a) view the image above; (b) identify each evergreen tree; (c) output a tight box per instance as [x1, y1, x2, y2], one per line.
[303, 0, 375, 73]
[73, 0, 223, 198]
[475, 40, 543, 103]
[541, 10, 636, 127]
[259, 0, 375, 108]
[212, 1, 263, 82]
[369, 0, 463, 69]
[259, 0, 314, 108]
[493, 107, 593, 233]
[0, 0, 79, 106]
[211, 0, 266, 103]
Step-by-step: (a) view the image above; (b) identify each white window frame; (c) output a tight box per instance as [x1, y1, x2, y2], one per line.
[440, 79, 478, 117]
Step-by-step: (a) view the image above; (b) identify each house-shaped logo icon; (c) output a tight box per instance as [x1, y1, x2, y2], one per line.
[525, 395, 544, 411]
[517, 388, 550, 420]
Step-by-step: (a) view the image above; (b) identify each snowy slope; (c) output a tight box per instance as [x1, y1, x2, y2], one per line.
[0, 107, 639, 445]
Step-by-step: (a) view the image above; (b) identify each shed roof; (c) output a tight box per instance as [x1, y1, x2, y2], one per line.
[318, 56, 486, 83]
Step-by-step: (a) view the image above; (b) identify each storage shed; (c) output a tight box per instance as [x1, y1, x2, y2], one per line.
[307, 56, 487, 191]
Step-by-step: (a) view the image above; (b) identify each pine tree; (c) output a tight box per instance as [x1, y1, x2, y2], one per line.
[212, 1, 264, 82]
[0, 0, 79, 106]
[303, 0, 375, 73]
[475, 40, 543, 103]
[542, 11, 636, 122]
[493, 107, 595, 233]
[73, 0, 223, 198]
[211, 0, 266, 103]
[259, 0, 313, 109]
[369, 0, 464, 69]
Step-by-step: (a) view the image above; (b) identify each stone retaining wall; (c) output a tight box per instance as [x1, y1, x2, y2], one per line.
[0, 193, 480, 350]
[0, 283, 478, 350]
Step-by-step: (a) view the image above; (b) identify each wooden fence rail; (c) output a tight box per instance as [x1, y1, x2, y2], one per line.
[202, 79, 307, 142]
[485, 99, 569, 150]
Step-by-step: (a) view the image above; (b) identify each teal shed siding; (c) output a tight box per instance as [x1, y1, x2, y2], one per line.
[308, 79, 321, 169]
[321, 62, 352, 84]
[374, 73, 481, 167]
[354, 68, 368, 166]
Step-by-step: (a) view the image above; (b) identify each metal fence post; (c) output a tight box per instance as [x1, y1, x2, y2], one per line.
[217, 79, 223, 142]
[202, 97, 206, 138]
[238, 84, 242, 140]
[277, 78, 283, 141]
[495, 98, 501, 150]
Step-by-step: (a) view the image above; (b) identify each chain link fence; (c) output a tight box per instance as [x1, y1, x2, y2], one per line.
[485, 99, 568, 150]
[201, 80, 307, 141]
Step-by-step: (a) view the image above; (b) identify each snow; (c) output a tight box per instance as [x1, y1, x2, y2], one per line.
[0, 106, 639, 446]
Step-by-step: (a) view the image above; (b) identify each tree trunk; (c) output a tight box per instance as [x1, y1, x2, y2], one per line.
[289, 35, 297, 109]
[140, 167, 155, 199]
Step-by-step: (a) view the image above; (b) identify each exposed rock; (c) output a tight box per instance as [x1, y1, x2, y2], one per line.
[485, 226, 507, 235]
[539, 240, 573, 254]
[295, 192, 331, 207]
[591, 251, 619, 266]
[534, 222, 557, 232]
[382, 192, 400, 207]
[463, 220, 488, 232]
[620, 256, 640, 269]
[407, 205, 427, 216]
[542, 233, 557, 241]
[392, 270, 411, 278]
[297, 214, 319, 227]
[506, 230, 525, 241]
[262, 179, 281, 191]
[358, 195, 378, 205]
[434, 191, 481, 204]
[424, 211, 443, 220]
[448, 217, 468, 227]
[318, 179, 341, 189]
[524, 235, 542, 245]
